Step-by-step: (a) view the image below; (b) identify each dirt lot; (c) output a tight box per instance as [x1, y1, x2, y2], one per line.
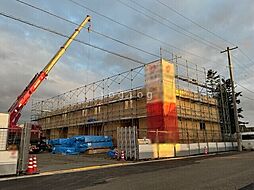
[2, 152, 253, 190]
[36, 152, 121, 172]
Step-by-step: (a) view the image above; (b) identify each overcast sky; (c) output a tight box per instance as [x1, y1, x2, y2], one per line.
[0, 0, 254, 126]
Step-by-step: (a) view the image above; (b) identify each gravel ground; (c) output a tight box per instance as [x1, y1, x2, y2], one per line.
[36, 152, 120, 172]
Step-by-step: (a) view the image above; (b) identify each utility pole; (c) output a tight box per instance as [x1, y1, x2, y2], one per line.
[221, 46, 242, 151]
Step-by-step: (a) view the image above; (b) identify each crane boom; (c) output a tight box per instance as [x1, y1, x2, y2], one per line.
[8, 15, 91, 128]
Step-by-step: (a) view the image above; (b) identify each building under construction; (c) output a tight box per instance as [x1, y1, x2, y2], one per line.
[32, 59, 226, 144]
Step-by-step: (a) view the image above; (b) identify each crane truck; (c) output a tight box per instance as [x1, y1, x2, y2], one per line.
[0, 15, 91, 175]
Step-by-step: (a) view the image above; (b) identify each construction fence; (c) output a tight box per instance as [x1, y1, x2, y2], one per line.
[117, 126, 237, 160]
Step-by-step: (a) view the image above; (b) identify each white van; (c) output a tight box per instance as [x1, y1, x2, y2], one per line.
[241, 132, 254, 150]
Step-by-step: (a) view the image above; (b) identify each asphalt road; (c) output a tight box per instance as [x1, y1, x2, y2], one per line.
[1, 151, 253, 190]
[36, 152, 119, 172]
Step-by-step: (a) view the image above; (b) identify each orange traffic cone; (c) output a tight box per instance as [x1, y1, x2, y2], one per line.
[26, 156, 34, 175]
[121, 150, 125, 161]
[33, 155, 39, 174]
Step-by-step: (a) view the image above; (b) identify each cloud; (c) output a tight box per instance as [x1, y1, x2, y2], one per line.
[0, 26, 98, 121]
[1, 0, 254, 127]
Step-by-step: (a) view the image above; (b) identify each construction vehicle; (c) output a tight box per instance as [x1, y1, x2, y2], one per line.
[1, 15, 91, 160]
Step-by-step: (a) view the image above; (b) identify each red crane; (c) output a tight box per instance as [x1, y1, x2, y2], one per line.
[8, 15, 91, 128]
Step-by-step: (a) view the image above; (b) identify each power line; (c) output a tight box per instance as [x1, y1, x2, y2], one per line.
[68, 0, 222, 65]
[235, 49, 254, 79]
[69, 0, 180, 53]
[71, 0, 253, 80]
[0, 11, 146, 66]
[155, 0, 235, 47]
[133, 0, 239, 75]
[237, 83, 254, 94]
[242, 96, 254, 102]
[160, 48, 207, 73]
[231, 55, 254, 78]
[16, 0, 160, 59]
[238, 48, 254, 65]
[122, 0, 231, 74]
[1, 10, 218, 97]
[4, 2, 254, 117]
[116, 0, 222, 51]
[153, 0, 254, 78]
[14, 0, 240, 79]
[5, 3, 254, 108]
[14, 0, 209, 74]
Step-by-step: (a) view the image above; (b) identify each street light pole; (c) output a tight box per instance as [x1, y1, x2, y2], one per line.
[221, 46, 242, 151]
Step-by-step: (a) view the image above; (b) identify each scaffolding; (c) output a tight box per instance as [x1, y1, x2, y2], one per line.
[31, 57, 233, 144]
